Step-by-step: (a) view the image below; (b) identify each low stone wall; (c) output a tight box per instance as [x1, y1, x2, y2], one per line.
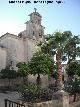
[0, 75, 49, 88]
[70, 101, 80, 107]
[18, 100, 53, 107]
[0, 77, 23, 87]
[19, 100, 80, 107]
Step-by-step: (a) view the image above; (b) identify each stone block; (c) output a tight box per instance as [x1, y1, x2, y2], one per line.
[52, 90, 69, 107]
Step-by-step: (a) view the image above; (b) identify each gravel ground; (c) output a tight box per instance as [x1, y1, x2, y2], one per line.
[0, 91, 20, 107]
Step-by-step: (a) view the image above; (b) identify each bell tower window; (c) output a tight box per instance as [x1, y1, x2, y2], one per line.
[39, 33, 42, 37]
[33, 31, 34, 35]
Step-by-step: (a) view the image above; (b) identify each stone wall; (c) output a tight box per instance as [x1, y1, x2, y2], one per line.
[23, 38, 36, 62]
[0, 77, 23, 87]
[70, 101, 80, 107]
[18, 100, 53, 107]
[20, 100, 80, 107]
[27, 38, 35, 61]
[0, 33, 25, 69]
[0, 47, 6, 71]
[0, 75, 48, 88]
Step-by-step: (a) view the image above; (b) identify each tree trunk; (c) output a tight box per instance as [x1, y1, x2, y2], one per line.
[36, 74, 41, 85]
[73, 93, 76, 102]
[56, 50, 62, 89]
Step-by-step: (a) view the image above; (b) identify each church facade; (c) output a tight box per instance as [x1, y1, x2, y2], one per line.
[0, 9, 45, 71]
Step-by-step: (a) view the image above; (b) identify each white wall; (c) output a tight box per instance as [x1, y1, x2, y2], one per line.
[0, 47, 6, 71]
[0, 33, 25, 69]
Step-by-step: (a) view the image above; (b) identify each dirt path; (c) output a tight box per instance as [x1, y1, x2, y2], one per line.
[0, 92, 20, 107]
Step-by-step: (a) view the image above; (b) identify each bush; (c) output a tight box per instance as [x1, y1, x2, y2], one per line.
[48, 84, 58, 92]
[17, 83, 53, 103]
[17, 83, 41, 102]
[39, 88, 53, 101]
[64, 80, 80, 102]
[64, 80, 80, 94]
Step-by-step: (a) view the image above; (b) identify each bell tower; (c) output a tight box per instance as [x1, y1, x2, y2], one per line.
[29, 8, 42, 25]
[25, 8, 45, 40]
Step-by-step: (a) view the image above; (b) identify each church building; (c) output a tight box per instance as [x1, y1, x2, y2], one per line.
[0, 9, 45, 71]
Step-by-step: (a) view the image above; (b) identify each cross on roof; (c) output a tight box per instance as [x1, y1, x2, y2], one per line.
[34, 8, 37, 12]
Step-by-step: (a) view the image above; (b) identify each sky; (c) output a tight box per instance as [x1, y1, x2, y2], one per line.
[0, 0, 80, 37]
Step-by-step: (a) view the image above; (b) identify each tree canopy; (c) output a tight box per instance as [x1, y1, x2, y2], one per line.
[28, 52, 56, 85]
[38, 31, 80, 87]
[16, 62, 30, 77]
[40, 31, 80, 62]
[16, 62, 30, 83]
[66, 60, 80, 77]
[28, 53, 54, 75]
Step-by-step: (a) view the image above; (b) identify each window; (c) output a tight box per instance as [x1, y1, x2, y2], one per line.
[38, 19, 40, 24]
[39, 33, 42, 37]
[33, 31, 34, 35]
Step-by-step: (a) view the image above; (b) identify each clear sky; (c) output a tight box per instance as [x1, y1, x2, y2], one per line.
[0, 0, 80, 37]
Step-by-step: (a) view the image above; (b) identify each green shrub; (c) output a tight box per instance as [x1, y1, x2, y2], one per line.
[17, 83, 41, 102]
[39, 88, 53, 101]
[17, 83, 53, 103]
